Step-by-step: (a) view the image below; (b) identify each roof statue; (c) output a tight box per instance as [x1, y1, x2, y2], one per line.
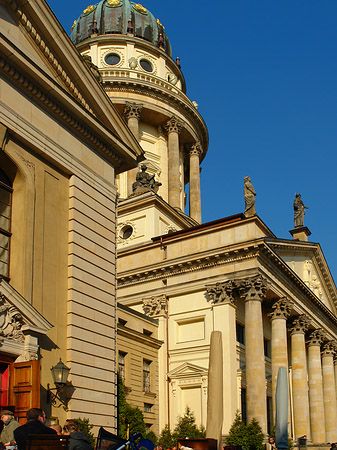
[132, 164, 162, 195]
[244, 176, 256, 217]
[293, 193, 308, 228]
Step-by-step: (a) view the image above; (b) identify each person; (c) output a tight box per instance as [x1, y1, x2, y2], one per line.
[49, 424, 62, 435]
[268, 437, 277, 450]
[244, 176, 256, 217]
[293, 193, 308, 228]
[63, 419, 93, 450]
[0, 410, 20, 446]
[14, 408, 57, 450]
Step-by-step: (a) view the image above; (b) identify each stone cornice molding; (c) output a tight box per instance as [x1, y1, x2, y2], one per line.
[117, 325, 162, 349]
[206, 280, 236, 306]
[322, 341, 337, 358]
[189, 142, 202, 157]
[307, 329, 325, 347]
[289, 315, 310, 335]
[0, 52, 123, 168]
[165, 116, 183, 134]
[237, 274, 268, 302]
[124, 102, 143, 120]
[143, 295, 167, 317]
[4, 0, 93, 112]
[269, 297, 293, 320]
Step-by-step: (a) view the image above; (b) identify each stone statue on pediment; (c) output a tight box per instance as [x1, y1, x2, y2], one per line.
[294, 193, 308, 228]
[132, 164, 162, 195]
[244, 176, 256, 217]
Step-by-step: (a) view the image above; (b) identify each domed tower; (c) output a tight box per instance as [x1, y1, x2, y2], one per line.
[71, 0, 208, 244]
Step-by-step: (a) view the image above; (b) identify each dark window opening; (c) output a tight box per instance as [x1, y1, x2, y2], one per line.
[236, 323, 245, 345]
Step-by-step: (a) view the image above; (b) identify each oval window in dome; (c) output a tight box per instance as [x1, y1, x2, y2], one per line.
[105, 53, 121, 65]
[140, 59, 153, 73]
[120, 225, 133, 240]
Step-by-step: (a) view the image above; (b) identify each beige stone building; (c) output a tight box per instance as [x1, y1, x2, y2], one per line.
[117, 303, 162, 435]
[69, 0, 337, 445]
[0, 0, 143, 430]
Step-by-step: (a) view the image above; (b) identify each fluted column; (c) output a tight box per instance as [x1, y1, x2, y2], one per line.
[206, 281, 237, 434]
[289, 315, 311, 440]
[189, 142, 202, 223]
[307, 329, 326, 443]
[238, 275, 268, 433]
[165, 116, 182, 209]
[269, 298, 292, 421]
[124, 102, 143, 196]
[322, 341, 337, 443]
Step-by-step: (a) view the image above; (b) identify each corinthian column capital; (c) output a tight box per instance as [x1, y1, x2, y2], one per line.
[124, 102, 143, 120]
[322, 340, 337, 357]
[237, 274, 268, 302]
[307, 329, 325, 347]
[189, 142, 202, 157]
[269, 297, 293, 320]
[165, 116, 183, 134]
[206, 280, 236, 306]
[143, 295, 167, 317]
[289, 314, 310, 335]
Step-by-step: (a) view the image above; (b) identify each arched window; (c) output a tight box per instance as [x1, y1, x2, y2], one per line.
[0, 168, 12, 279]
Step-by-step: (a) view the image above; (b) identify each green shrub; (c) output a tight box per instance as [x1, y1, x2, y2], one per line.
[225, 412, 264, 450]
[75, 417, 95, 448]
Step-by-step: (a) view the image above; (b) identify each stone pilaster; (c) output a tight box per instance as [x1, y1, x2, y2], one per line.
[165, 116, 182, 209]
[206, 281, 237, 433]
[238, 275, 268, 433]
[269, 298, 292, 420]
[124, 102, 143, 196]
[321, 341, 337, 443]
[189, 142, 202, 223]
[289, 315, 311, 440]
[307, 329, 326, 444]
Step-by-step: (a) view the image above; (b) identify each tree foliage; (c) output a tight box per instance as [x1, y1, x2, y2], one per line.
[75, 417, 95, 447]
[225, 412, 264, 450]
[159, 407, 206, 448]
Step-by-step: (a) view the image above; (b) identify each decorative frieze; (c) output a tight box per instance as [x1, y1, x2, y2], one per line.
[143, 295, 167, 317]
[269, 297, 292, 320]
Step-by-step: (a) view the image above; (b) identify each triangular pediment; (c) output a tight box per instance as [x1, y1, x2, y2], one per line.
[168, 362, 207, 378]
[0, 279, 52, 342]
[266, 239, 337, 315]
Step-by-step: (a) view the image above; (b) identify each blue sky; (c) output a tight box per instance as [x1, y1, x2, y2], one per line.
[47, 0, 337, 280]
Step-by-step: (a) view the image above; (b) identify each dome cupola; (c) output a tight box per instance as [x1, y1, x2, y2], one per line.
[71, 0, 172, 56]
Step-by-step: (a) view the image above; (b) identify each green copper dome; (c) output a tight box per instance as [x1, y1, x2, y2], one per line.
[71, 0, 172, 56]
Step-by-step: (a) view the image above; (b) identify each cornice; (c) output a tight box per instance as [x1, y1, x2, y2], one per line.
[104, 81, 209, 156]
[117, 324, 163, 349]
[4, 0, 93, 112]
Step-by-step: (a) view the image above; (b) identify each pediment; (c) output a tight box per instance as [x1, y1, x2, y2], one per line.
[267, 239, 337, 315]
[0, 279, 52, 343]
[168, 362, 207, 378]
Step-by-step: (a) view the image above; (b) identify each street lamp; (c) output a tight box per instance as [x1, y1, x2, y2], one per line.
[47, 358, 70, 410]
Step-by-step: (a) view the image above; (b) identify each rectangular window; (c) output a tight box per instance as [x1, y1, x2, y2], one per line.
[0, 179, 12, 279]
[118, 352, 127, 382]
[143, 359, 151, 393]
[144, 403, 153, 413]
[241, 388, 247, 425]
[267, 396, 272, 435]
[236, 323, 245, 345]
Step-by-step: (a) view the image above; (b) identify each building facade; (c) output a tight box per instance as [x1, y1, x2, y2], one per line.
[0, 0, 142, 429]
[70, 0, 337, 445]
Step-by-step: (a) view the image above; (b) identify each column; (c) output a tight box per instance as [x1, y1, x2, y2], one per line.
[307, 329, 326, 443]
[189, 142, 202, 223]
[289, 315, 311, 440]
[269, 298, 292, 420]
[322, 341, 337, 443]
[238, 275, 268, 433]
[165, 116, 182, 209]
[206, 280, 237, 434]
[124, 102, 143, 196]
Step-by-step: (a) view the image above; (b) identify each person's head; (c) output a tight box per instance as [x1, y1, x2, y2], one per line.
[26, 408, 46, 424]
[0, 410, 14, 424]
[63, 419, 79, 435]
[50, 424, 62, 435]
[269, 438, 275, 444]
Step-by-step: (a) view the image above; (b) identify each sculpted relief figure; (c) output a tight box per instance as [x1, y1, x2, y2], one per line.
[293, 193, 308, 228]
[244, 176, 256, 217]
[132, 164, 162, 195]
